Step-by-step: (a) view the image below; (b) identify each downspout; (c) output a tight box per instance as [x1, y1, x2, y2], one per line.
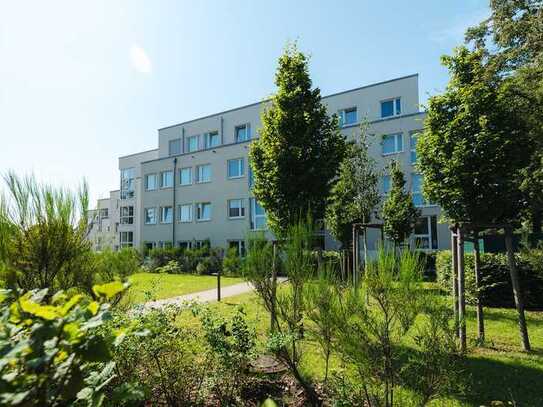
[172, 157, 178, 245]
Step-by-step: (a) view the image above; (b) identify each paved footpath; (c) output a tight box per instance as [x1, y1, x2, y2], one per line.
[144, 277, 287, 310]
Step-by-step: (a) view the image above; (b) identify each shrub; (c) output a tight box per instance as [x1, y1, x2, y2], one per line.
[93, 248, 142, 283]
[436, 249, 543, 309]
[0, 282, 139, 406]
[222, 247, 242, 276]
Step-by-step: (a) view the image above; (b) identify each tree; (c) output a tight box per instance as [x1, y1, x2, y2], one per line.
[381, 161, 420, 248]
[326, 124, 380, 249]
[466, 0, 543, 242]
[250, 43, 347, 236]
[417, 47, 532, 350]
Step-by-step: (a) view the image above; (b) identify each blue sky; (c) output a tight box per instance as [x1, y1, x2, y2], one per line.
[0, 0, 489, 203]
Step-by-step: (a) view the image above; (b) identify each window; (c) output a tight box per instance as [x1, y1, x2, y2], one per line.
[380, 97, 401, 118]
[382, 133, 403, 155]
[196, 164, 211, 183]
[158, 241, 173, 249]
[99, 208, 108, 219]
[204, 131, 220, 148]
[186, 135, 199, 152]
[248, 167, 254, 189]
[235, 124, 250, 143]
[144, 242, 156, 254]
[413, 216, 438, 250]
[227, 158, 244, 178]
[339, 107, 357, 127]
[169, 138, 182, 156]
[228, 199, 245, 218]
[120, 206, 134, 224]
[178, 241, 193, 250]
[120, 167, 135, 199]
[196, 202, 212, 221]
[411, 174, 434, 207]
[382, 175, 391, 195]
[160, 206, 173, 224]
[145, 174, 158, 191]
[228, 240, 246, 257]
[180, 167, 192, 186]
[250, 198, 267, 230]
[120, 231, 133, 248]
[194, 240, 210, 249]
[160, 170, 173, 188]
[144, 207, 157, 224]
[178, 204, 193, 222]
[410, 132, 419, 164]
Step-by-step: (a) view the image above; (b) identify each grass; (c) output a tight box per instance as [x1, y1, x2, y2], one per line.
[196, 283, 543, 407]
[125, 272, 244, 304]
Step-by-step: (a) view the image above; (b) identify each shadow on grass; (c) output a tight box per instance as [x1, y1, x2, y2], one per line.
[463, 355, 543, 406]
[464, 308, 543, 330]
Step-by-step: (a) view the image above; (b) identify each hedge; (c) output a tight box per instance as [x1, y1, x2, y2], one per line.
[436, 249, 543, 309]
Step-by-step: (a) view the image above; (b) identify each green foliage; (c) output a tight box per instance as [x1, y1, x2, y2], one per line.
[93, 248, 141, 283]
[222, 247, 242, 276]
[249, 43, 347, 235]
[147, 245, 222, 275]
[418, 47, 530, 224]
[381, 161, 420, 246]
[0, 285, 137, 406]
[199, 307, 256, 405]
[110, 305, 209, 406]
[326, 127, 380, 249]
[436, 249, 543, 309]
[0, 172, 94, 295]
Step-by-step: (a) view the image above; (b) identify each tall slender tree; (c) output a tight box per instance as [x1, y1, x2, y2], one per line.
[250, 43, 347, 236]
[325, 124, 380, 249]
[381, 161, 420, 248]
[418, 47, 532, 350]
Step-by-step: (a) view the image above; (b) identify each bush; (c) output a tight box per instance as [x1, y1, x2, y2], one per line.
[0, 282, 140, 406]
[435, 249, 543, 309]
[148, 245, 223, 275]
[93, 248, 142, 283]
[222, 247, 242, 276]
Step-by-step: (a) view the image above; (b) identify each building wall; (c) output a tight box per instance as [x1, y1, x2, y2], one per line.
[92, 74, 450, 253]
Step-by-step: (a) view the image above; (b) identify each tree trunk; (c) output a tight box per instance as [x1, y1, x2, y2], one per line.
[271, 241, 278, 333]
[457, 228, 467, 352]
[451, 229, 459, 338]
[504, 227, 531, 352]
[531, 209, 542, 247]
[473, 231, 485, 344]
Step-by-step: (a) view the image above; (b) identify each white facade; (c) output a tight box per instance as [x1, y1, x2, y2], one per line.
[90, 74, 449, 253]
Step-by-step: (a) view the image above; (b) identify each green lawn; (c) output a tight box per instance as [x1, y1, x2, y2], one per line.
[125, 272, 244, 304]
[197, 284, 543, 407]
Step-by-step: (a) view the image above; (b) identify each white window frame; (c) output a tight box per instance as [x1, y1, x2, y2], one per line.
[120, 206, 134, 225]
[411, 173, 435, 207]
[338, 107, 358, 127]
[168, 138, 182, 156]
[382, 133, 403, 156]
[186, 135, 200, 152]
[234, 124, 250, 143]
[178, 203, 193, 223]
[410, 131, 420, 164]
[120, 231, 133, 248]
[380, 97, 401, 118]
[120, 167, 135, 200]
[412, 216, 438, 251]
[196, 164, 211, 184]
[196, 202, 212, 222]
[178, 240, 193, 250]
[227, 158, 244, 179]
[160, 170, 174, 189]
[144, 207, 157, 225]
[145, 173, 158, 191]
[382, 175, 391, 195]
[250, 198, 267, 230]
[228, 199, 246, 219]
[160, 206, 173, 224]
[204, 131, 220, 149]
[179, 167, 193, 186]
[228, 240, 246, 257]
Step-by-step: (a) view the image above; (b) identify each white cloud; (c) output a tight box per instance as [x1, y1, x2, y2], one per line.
[430, 9, 490, 45]
[130, 45, 152, 74]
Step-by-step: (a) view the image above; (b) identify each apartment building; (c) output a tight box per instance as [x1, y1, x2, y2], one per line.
[89, 74, 450, 254]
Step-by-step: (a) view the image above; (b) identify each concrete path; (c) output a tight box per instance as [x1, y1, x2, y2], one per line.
[144, 277, 287, 310]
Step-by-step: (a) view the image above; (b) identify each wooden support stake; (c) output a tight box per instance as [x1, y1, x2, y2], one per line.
[505, 227, 531, 351]
[457, 227, 467, 352]
[473, 231, 485, 343]
[451, 228, 459, 337]
[270, 241, 278, 333]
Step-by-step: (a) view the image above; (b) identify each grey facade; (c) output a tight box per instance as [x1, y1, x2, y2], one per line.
[89, 74, 449, 254]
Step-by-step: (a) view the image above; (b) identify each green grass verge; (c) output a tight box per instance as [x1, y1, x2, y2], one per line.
[199, 283, 543, 407]
[125, 272, 244, 304]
